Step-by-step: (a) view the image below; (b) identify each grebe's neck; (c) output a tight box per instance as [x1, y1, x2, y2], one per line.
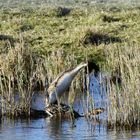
[70, 63, 87, 77]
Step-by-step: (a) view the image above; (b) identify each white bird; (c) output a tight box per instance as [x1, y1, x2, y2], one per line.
[46, 62, 88, 106]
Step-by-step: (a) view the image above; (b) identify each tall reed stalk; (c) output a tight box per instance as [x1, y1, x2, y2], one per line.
[103, 44, 140, 128]
[0, 40, 48, 116]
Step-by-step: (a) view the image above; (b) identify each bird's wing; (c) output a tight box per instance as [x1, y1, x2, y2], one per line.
[47, 67, 74, 95]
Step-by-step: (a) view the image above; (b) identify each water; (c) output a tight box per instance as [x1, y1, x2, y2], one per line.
[0, 74, 140, 140]
[0, 117, 140, 140]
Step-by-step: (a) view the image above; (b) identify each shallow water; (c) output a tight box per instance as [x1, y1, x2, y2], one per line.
[0, 74, 140, 140]
[0, 116, 140, 140]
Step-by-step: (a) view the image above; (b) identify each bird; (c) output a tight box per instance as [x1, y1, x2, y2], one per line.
[88, 108, 104, 116]
[46, 62, 88, 106]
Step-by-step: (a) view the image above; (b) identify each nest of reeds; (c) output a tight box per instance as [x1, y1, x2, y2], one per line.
[45, 103, 81, 119]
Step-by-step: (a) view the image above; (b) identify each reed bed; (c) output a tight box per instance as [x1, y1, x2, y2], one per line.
[0, 41, 46, 116]
[0, 40, 87, 117]
[103, 44, 140, 128]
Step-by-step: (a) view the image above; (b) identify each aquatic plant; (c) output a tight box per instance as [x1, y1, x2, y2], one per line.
[103, 44, 140, 128]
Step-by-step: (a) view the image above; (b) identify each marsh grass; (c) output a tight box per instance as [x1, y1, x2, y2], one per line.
[0, 40, 88, 117]
[103, 44, 140, 128]
[0, 41, 47, 116]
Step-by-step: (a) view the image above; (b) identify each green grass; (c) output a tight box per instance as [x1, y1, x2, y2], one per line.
[1, 3, 140, 62]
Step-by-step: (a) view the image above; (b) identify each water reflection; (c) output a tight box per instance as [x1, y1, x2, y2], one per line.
[0, 117, 106, 140]
[0, 117, 140, 140]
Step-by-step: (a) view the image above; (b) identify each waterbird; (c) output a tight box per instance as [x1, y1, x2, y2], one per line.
[88, 108, 104, 116]
[46, 62, 88, 106]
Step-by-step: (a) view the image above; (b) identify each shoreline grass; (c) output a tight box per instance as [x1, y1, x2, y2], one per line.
[103, 43, 140, 129]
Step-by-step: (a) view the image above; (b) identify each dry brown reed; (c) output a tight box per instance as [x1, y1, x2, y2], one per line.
[0, 40, 87, 117]
[0, 39, 48, 116]
[103, 44, 140, 128]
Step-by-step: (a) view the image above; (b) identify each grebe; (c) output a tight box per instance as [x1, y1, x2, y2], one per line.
[46, 63, 88, 106]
